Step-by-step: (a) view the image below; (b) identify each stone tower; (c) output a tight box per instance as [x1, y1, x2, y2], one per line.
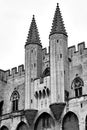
[49, 3, 68, 104]
[25, 15, 42, 109]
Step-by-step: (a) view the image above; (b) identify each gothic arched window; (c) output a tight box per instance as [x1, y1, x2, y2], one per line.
[71, 77, 84, 97]
[10, 90, 20, 112]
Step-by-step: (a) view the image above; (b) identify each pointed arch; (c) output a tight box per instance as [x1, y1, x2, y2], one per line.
[39, 90, 42, 99]
[35, 91, 38, 99]
[71, 77, 84, 89]
[10, 90, 20, 112]
[46, 88, 50, 96]
[16, 121, 28, 130]
[43, 89, 46, 98]
[0, 126, 9, 130]
[85, 115, 87, 130]
[62, 111, 79, 130]
[10, 90, 20, 101]
[34, 112, 55, 130]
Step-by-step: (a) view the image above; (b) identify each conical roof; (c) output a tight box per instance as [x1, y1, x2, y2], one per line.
[26, 15, 41, 46]
[50, 3, 67, 36]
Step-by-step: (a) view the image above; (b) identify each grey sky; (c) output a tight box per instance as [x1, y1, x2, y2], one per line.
[0, 0, 87, 69]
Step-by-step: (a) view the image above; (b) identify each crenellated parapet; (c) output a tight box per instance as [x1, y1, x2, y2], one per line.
[0, 65, 25, 81]
[42, 46, 50, 58]
[42, 48, 47, 55]
[68, 42, 87, 59]
[0, 69, 6, 82]
[68, 45, 76, 58]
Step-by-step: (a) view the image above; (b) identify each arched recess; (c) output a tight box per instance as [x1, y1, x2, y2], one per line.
[16, 121, 28, 130]
[85, 115, 87, 130]
[62, 112, 79, 130]
[71, 76, 84, 97]
[1, 126, 9, 130]
[34, 112, 55, 130]
[42, 67, 50, 77]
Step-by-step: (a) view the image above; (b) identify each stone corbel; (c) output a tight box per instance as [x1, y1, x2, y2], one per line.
[50, 103, 66, 120]
[24, 109, 38, 125]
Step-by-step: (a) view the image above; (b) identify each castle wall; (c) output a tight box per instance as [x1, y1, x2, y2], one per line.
[0, 65, 25, 115]
[68, 42, 87, 98]
[1, 42, 87, 130]
[0, 81, 6, 102]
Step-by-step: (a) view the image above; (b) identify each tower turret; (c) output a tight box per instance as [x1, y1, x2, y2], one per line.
[50, 3, 67, 36]
[25, 15, 42, 109]
[25, 15, 41, 46]
[49, 3, 68, 104]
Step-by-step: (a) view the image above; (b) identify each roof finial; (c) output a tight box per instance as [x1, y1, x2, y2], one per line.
[33, 14, 35, 18]
[50, 3, 67, 36]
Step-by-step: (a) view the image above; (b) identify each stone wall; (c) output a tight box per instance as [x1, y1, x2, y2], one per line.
[0, 65, 25, 115]
[68, 42, 87, 98]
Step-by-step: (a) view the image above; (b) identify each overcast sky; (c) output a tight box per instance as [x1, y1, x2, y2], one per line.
[0, 0, 87, 70]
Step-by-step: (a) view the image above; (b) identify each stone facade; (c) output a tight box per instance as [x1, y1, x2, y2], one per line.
[0, 3, 87, 130]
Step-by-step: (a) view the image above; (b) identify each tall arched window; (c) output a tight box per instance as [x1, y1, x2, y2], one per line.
[10, 90, 20, 112]
[71, 76, 84, 97]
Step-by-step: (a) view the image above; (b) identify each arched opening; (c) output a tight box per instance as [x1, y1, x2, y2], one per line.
[16, 121, 28, 130]
[10, 90, 20, 112]
[46, 88, 50, 96]
[43, 89, 46, 98]
[85, 116, 87, 130]
[62, 112, 79, 130]
[34, 112, 55, 130]
[71, 76, 84, 97]
[1, 126, 9, 130]
[35, 91, 38, 99]
[39, 90, 42, 99]
[42, 67, 50, 77]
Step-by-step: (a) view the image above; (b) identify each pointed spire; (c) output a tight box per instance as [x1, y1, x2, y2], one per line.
[50, 3, 67, 36]
[26, 15, 42, 46]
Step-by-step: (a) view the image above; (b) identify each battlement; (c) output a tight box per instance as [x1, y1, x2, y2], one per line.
[42, 46, 50, 61]
[0, 64, 25, 81]
[42, 48, 47, 55]
[0, 69, 6, 82]
[68, 42, 87, 58]
[42, 46, 50, 54]
[78, 42, 85, 53]
[34, 75, 50, 89]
